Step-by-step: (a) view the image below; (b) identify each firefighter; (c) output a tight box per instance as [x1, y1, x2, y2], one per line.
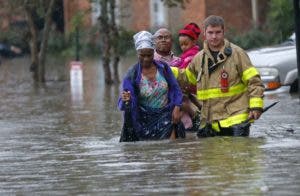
[172, 15, 265, 137]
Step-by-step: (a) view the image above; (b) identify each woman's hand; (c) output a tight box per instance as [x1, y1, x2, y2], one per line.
[172, 106, 181, 124]
[121, 90, 131, 103]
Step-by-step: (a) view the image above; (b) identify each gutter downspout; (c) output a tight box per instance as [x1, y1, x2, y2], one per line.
[251, 0, 258, 28]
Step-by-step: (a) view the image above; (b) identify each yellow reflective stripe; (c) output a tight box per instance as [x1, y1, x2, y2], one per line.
[219, 113, 248, 128]
[186, 68, 197, 85]
[197, 83, 247, 100]
[171, 67, 179, 78]
[212, 122, 220, 132]
[242, 67, 259, 83]
[249, 97, 264, 108]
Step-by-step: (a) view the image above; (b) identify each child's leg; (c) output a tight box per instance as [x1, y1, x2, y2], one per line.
[181, 96, 195, 117]
[180, 96, 193, 129]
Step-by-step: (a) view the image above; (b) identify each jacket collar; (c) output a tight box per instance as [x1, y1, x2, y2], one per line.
[203, 39, 231, 64]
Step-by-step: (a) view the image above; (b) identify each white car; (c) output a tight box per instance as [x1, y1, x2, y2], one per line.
[247, 33, 298, 93]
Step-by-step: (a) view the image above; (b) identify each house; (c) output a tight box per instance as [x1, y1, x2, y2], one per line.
[0, 0, 269, 35]
[64, 0, 269, 33]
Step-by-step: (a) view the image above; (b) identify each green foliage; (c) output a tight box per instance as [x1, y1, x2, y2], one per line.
[80, 26, 102, 57]
[266, 0, 294, 43]
[0, 24, 29, 53]
[47, 30, 70, 55]
[47, 27, 96, 58]
[70, 11, 87, 31]
[225, 0, 295, 50]
[46, 26, 136, 58]
[115, 27, 136, 56]
[226, 28, 272, 50]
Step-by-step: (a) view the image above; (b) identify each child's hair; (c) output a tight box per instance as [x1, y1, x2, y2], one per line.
[178, 23, 201, 40]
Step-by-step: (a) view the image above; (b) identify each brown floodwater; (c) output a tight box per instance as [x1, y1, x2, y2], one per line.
[0, 56, 299, 195]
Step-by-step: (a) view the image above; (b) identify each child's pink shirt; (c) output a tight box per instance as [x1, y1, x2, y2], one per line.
[171, 45, 200, 68]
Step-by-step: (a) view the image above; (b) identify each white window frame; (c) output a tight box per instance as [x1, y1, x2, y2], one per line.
[150, 0, 168, 28]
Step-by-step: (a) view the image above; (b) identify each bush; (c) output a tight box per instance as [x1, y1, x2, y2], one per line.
[47, 30, 70, 54]
[266, 0, 294, 44]
[47, 26, 102, 58]
[0, 22, 29, 53]
[226, 28, 272, 50]
[46, 26, 136, 59]
[117, 27, 136, 56]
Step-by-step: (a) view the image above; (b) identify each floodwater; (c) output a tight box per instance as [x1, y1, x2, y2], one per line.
[0, 56, 300, 195]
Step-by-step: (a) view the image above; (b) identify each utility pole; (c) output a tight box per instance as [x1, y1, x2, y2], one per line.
[294, 0, 300, 101]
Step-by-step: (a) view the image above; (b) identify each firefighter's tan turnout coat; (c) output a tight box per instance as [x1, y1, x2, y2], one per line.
[171, 39, 264, 131]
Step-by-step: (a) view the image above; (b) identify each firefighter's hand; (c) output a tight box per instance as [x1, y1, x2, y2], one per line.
[172, 106, 181, 124]
[248, 110, 262, 120]
[121, 91, 131, 102]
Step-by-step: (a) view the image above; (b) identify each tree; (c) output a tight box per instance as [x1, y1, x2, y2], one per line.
[5, 0, 56, 83]
[97, 0, 122, 84]
[25, 0, 55, 83]
[109, 0, 120, 83]
[266, 0, 294, 43]
[98, 0, 113, 84]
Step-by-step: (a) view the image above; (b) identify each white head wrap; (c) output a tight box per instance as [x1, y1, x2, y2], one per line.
[133, 31, 154, 50]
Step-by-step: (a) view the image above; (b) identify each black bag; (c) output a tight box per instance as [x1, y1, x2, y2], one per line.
[119, 102, 139, 142]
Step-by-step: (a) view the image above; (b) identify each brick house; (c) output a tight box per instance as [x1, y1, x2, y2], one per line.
[0, 0, 269, 35]
[64, 0, 269, 33]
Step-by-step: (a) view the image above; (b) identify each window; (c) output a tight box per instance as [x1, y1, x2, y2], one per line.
[150, 0, 168, 28]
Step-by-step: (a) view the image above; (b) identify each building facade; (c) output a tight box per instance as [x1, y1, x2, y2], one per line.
[0, 0, 269, 35]
[115, 0, 268, 32]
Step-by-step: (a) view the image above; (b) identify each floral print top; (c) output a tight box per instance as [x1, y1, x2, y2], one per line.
[139, 71, 169, 108]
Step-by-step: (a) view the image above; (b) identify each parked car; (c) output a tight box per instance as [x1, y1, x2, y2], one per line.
[0, 43, 22, 58]
[247, 33, 298, 93]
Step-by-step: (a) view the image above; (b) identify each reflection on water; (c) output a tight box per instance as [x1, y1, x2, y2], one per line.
[0, 56, 299, 195]
[70, 61, 84, 106]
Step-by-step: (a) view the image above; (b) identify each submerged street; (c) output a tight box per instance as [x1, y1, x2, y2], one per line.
[0, 56, 299, 195]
